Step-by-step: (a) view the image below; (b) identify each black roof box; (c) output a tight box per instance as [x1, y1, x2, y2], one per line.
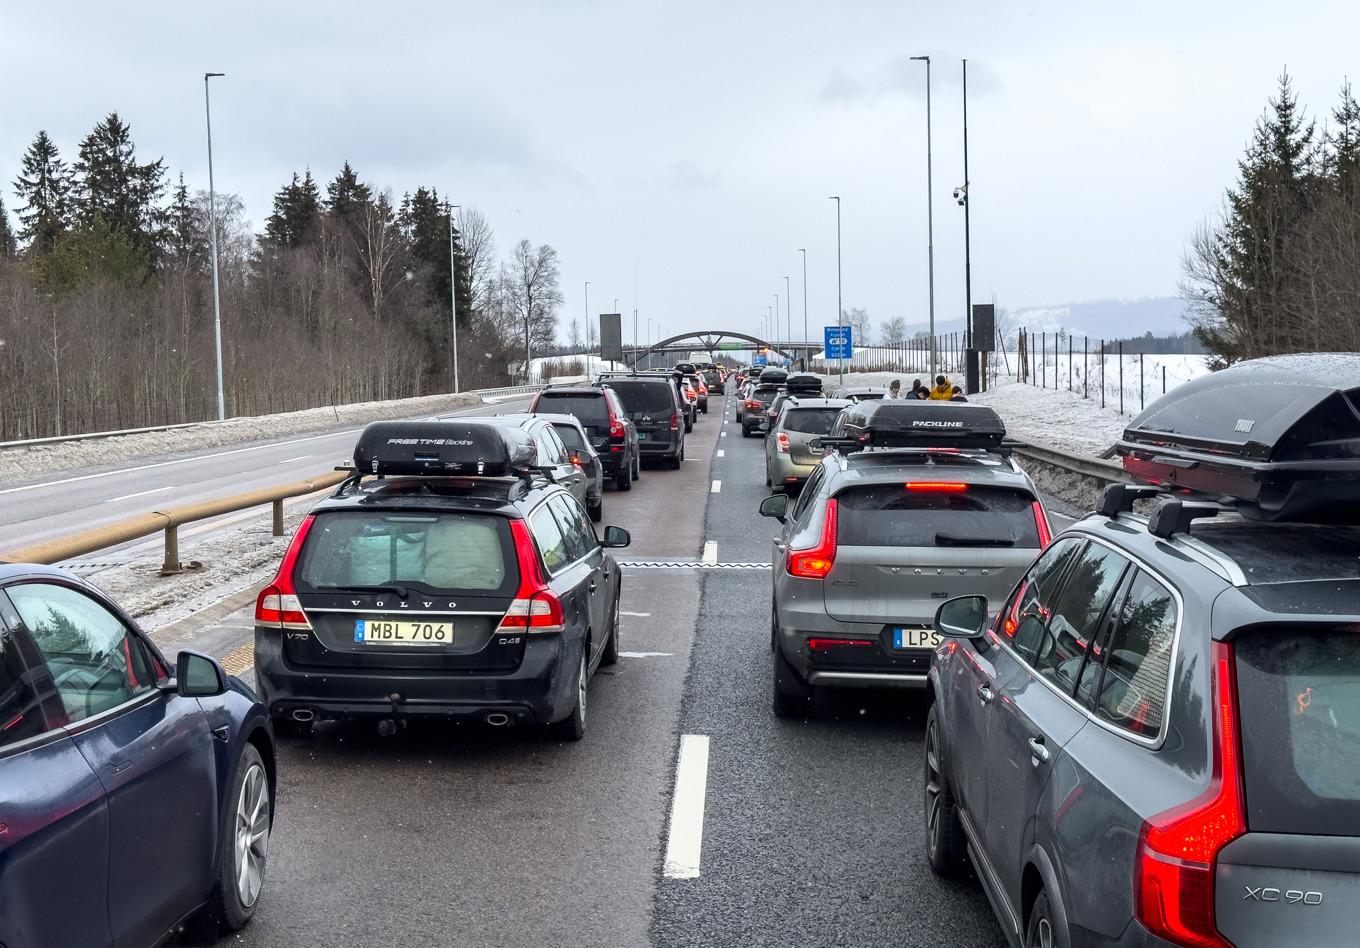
[1116, 354, 1360, 522]
[834, 400, 1006, 450]
[785, 373, 823, 394]
[758, 367, 789, 385]
[353, 420, 536, 477]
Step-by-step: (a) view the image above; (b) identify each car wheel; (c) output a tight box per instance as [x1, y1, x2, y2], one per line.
[601, 595, 620, 666]
[924, 704, 969, 878]
[670, 446, 683, 470]
[548, 648, 587, 741]
[684, 418, 693, 433]
[632, 454, 640, 479]
[772, 642, 811, 718]
[616, 462, 632, 491]
[587, 495, 603, 521]
[765, 468, 772, 487]
[191, 743, 271, 940]
[1025, 891, 1058, 948]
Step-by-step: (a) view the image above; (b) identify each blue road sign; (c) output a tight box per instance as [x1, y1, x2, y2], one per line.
[753, 353, 768, 366]
[824, 325, 853, 360]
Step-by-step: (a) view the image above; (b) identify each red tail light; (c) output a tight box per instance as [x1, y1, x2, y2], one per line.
[698, 382, 708, 395]
[1033, 501, 1053, 548]
[745, 399, 761, 410]
[609, 417, 626, 438]
[1135, 642, 1243, 948]
[776, 432, 790, 454]
[497, 520, 565, 633]
[788, 499, 838, 579]
[670, 412, 680, 431]
[256, 515, 317, 629]
[569, 453, 582, 466]
[906, 482, 968, 492]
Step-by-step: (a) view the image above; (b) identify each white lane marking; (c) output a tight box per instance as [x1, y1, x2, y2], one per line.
[276, 454, 312, 464]
[701, 541, 718, 564]
[711, 480, 721, 493]
[663, 734, 711, 879]
[619, 610, 652, 618]
[716, 450, 725, 458]
[619, 651, 674, 658]
[720, 431, 727, 438]
[106, 485, 174, 503]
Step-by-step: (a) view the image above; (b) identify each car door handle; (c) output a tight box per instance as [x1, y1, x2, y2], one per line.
[108, 758, 132, 775]
[976, 684, 995, 705]
[588, 581, 598, 593]
[1028, 737, 1051, 765]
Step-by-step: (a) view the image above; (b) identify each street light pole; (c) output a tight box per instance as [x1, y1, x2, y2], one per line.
[829, 196, 843, 382]
[773, 293, 780, 356]
[962, 59, 973, 352]
[798, 249, 808, 370]
[783, 275, 791, 361]
[203, 72, 226, 421]
[583, 279, 590, 366]
[448, 202, 461, 391]
[911, 55, 936, 379]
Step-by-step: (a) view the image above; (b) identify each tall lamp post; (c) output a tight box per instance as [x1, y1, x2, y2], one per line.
[911, 55, 937, 379]
[783, 275, 791, 363]
[583, 280, 591, 367]
[447, 202, 461, 391]
[829, 196, 843, 382]
[798, 249, 808, 370]
[773, 293, 780, 357]
[203, 71, 226, 420]
[959, 58, 976, 391]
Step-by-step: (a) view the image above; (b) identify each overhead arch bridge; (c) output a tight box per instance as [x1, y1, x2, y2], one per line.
[626, 330, 816, 368]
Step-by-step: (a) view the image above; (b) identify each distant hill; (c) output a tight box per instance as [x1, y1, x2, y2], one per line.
[901, 297, 1192, 343]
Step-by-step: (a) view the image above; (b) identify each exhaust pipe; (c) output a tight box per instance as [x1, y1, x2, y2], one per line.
[485, 712, 511, 727]
[291, 708, 314, 723]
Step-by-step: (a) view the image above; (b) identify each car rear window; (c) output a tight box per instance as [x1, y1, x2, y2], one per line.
[835, 484, 1041, 548]
[535, 392, 608, 425]
[1234, 627, 1360, 835]
[605, 381, 674, 414]
[297, 512, 516, 594]
[783, 408, 840, 435]
[552, 423, 586, 450]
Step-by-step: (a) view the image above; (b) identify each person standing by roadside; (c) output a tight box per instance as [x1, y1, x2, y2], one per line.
[888, 379, 903, 399]
[928, 375, 954, 400]
[910, 379, 926, 399]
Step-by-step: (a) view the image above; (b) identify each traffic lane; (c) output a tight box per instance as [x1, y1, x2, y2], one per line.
[651, 404, 1005, 948]
[621, 401, 721, 560]
[0, 396, 535, 551]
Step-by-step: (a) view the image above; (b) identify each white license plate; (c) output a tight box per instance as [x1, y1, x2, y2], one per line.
[355, 619, 453, 645]
[892, 627, 942, 650]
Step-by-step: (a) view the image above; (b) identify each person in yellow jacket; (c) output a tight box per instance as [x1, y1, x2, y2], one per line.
[927, 375, 954, 400]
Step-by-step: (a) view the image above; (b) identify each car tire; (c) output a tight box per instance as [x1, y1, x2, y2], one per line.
[188, 742, 271, 942]
[1025, 891, 1059, 948]
[924, 704, 969, 878]
[632, 454, 640, 479]
[684, 418, 693, 433]
[547, 648, 587, 741]
[601, 595, 620, 666]
[772, 642, 811, 718]
[587, 496, 603, 521]
[616, 462, 632, 491]
[670, 446, 683, 470]
[765, 468, 772, 487]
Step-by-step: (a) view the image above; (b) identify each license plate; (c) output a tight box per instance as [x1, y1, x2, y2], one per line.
[892, 627, 942, 650]
[637, 432, 649, 441]
[355, 619, 453, 645]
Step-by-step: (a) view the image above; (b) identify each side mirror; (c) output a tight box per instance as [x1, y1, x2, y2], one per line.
[759, 494, 789, 520]
[603, 525, 631, 548]
[176, 650, 229, 697]
[934, 595, 989, 640]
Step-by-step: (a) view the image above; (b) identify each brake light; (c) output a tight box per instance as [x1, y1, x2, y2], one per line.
[906, 482, 968, 492]
[807, 637, 875, 651]
[1135, 642, 1243, 948]
[698, 382, 708, 395]
[1033, 501, 1053, 548]
[256, 515, 316, 629]
[609, 417, 625, 438]
[497, 520, 565, 633]
[670, 412, 680, 431]
[788, 499, 838, 579]
[569, 453, 582, 466]
[745, 399, 761, 410]
[776, 432, 790, 454]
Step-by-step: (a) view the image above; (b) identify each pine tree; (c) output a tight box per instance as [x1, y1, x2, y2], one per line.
[402, 186, 451, 305]
[265, 169, 323, 250]
[13, 130, 72, 254]
[325, 161, 371, 229]
[166, 173, 202, 270]
[1329, 80, 1360, 199]
[72, 112, 167, 265]
[0, 195, 15, 258]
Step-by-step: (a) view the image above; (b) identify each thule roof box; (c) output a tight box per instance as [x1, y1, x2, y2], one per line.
[1115, 353, 1360, 522]
[823, 400, 1007, 452]
[785, 373, 823, 394]
[351, 420, 537, 478]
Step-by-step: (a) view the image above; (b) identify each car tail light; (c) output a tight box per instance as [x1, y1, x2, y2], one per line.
[906, 482, 968, 492]
[788, 499, 838, 579]
[776, 432, 790, 454]
[497, 520, 565, 633]
[745, 399, 761, 410]
[670, 412, 680, 431]
[807, 637, 875, 651]
[1135, 642, 1243, 948]
[256, 515, 317, 629]
[608, 400, 626, 439]
[569, 453, 582, 466]
[698, 382, 708, 395]
[1033, 501, 1053, 547]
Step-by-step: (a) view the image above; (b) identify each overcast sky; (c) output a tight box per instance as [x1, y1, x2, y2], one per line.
[4, 1, 1359, 346]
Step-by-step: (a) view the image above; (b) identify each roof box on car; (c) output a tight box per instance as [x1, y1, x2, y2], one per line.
[757, 367, 789, 385]
[831, 400, 1007, 451]
[785, 373, 823, 394]
[352, 420, 537, 478]
[1116, 353, 1360, 522]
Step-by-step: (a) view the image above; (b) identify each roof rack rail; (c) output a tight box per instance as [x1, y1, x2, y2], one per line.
[1147, 499, 1220, 539]
[1097, 483, 1164, 518]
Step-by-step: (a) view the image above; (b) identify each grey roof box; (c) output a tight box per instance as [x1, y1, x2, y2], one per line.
[785, 373, 823, 394]
[833, 400, 1006, 451]
[353, 420, 536, 477]
[1116, 353, 1360, 521]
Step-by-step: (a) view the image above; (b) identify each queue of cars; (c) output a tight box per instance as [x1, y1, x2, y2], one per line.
[750, 354, 1360, 948]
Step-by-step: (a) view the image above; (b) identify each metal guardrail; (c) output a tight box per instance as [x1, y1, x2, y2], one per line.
[0, 472, 348, 574]
[1010, 440, 1131, 486]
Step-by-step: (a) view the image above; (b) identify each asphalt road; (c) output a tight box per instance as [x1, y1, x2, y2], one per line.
[148, 390, 1062, 948]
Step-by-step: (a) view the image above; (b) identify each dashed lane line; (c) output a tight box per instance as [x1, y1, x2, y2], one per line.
[663, 734, 712, 879]
[716, 450, 725, 458]
[701, 541, 718, 565]
[710, 480, 721, 493]
[106, 486, 174, 503]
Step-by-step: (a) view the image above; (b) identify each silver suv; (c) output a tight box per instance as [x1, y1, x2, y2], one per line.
[763, 396, 851, 492]
[758, 400, 1052, 716]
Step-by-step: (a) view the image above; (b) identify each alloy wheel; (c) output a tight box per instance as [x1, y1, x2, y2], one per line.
[925, 721, 943, 852]
[234, 763, 270, 907]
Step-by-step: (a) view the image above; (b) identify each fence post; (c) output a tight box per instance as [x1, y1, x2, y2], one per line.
[1140, 352, 1145, 411]
[272, 499, 285, 537]
[1162, 365, 1167, 395]
[1083, 336, 1088, 399]
[1041, 333, 1046, 388]
[161, 525, 182, 576]
[1068, 335, 1073, 392]
[1118, 342, 1125, 415]
[1101, 340, 1106, 409]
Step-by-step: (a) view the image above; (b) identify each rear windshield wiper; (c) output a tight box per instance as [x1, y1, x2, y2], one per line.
[935, 533, 1015, 547]
[316, 583, 413, 599]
